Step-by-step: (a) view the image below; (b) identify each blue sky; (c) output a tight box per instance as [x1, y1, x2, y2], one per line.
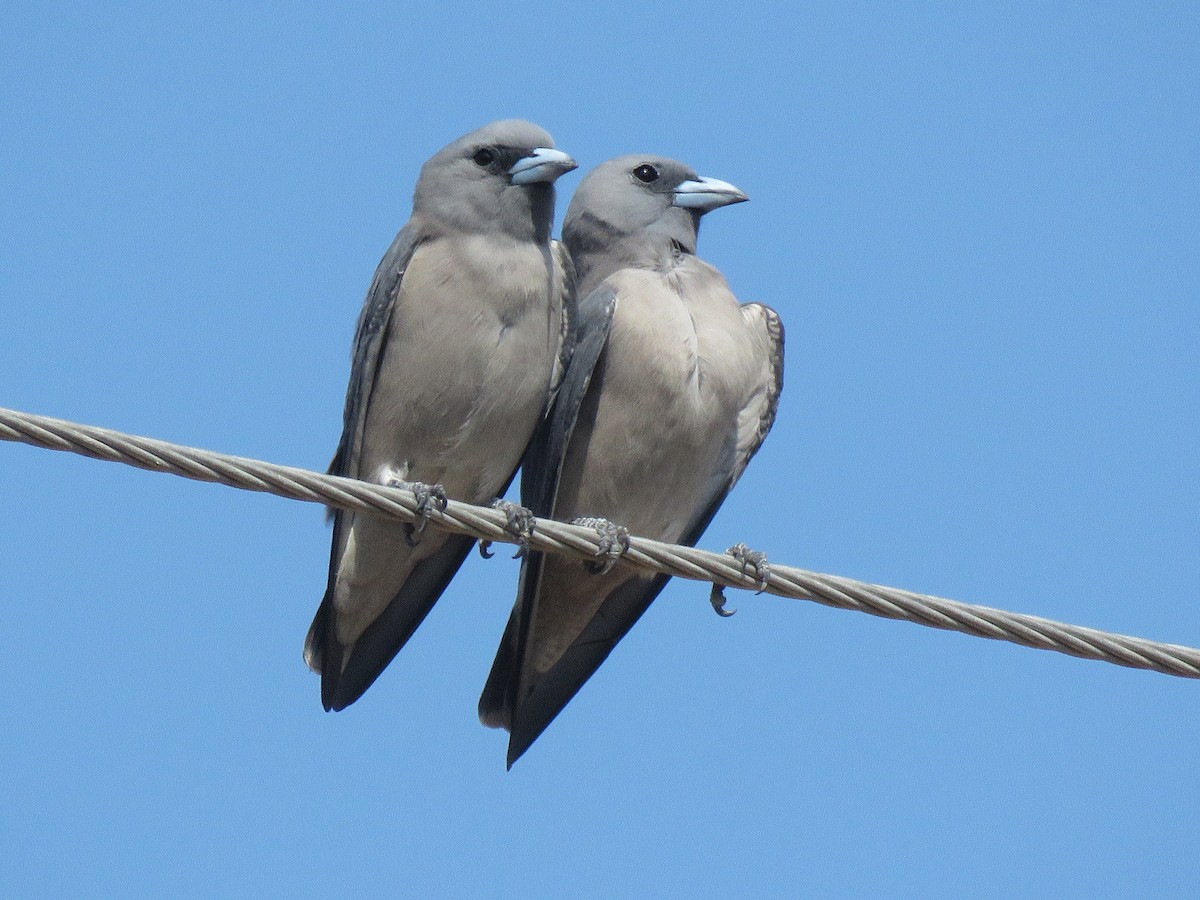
[2, 2, 1197, 896]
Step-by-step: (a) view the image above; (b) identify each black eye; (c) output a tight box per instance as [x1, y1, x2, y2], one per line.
[473, 148, 496, 167]
[633, 164, 659, 183]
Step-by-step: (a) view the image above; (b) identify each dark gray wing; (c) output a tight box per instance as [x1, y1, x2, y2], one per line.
[478, 286, 618, 732]
[546, 240, 578, 414]
[503, 302, 784, 766]
[304, 224, 421, 693]
[521, 284, 615, 518]
[327, 224, 420, 481]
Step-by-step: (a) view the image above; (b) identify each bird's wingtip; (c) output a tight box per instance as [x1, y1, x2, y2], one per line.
[505, 741, 526, 770]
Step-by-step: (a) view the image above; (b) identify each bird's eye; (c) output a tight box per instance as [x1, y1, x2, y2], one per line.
[473, 148, 496, 167]
[633, 164, 659, 183]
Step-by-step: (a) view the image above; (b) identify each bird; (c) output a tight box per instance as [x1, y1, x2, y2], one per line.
[479, 155, 785, 766]
[305, 119, 578, 712]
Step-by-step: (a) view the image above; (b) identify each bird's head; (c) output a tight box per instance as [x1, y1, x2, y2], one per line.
[563, 155, 746, 288]
[413, 119, 576, 243]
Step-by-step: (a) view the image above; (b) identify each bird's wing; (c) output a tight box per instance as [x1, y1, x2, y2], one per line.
[478, 285, 618, 731]
[546, 240, 578, 412]
[684, 301, 785, 545]
[327, 224, 420, 483]
[304, 224, 434, 706]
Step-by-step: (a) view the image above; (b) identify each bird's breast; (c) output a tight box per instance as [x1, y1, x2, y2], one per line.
[609, 264, 753, 411]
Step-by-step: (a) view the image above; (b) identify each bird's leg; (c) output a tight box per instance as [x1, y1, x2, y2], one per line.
[385, 478, 449, 547]
[571, 517, 631, 574]
[479, 499, 535, 559]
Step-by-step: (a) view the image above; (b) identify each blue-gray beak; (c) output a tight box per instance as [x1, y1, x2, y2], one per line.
[509, 147, 578, 185]
[672, 175, 748, 211]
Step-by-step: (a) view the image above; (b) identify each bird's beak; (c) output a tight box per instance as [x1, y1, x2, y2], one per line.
[672, 176, 749, 211]
[509, 147, 578, 184]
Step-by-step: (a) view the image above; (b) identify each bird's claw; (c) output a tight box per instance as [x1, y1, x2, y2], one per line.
[572, 517, 631, 574]
[709, 584, 736, 617]
[708, 543, 770, 617]
[479, 499, 535, 559]
[415, 482, 450, 515]
[387, 479, 448, 547]
[727, 542, 771, 593]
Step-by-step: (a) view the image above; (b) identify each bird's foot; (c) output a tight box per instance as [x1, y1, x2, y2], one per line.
[571, 517, 631, 575]
[708, 543, 770, 617]
[727, 542, 771, 592]
[479, 499, 535, 559]
[386, 479, 448, 547]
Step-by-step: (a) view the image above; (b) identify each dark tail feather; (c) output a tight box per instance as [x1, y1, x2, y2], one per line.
[478, 549, 544, 731]
[478, 603, 520, 731]
[312, 534, 476, 711]
[506, 572, 669, 767]
[303, 588, 346, 712]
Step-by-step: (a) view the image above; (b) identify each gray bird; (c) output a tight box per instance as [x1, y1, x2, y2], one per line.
[305, 120, 577, 712]
[479, 155, 784, 766]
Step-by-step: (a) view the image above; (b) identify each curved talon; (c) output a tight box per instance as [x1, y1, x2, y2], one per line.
[572, 516, 630, 575]
[727, 542, 771, 593]
[709, 584, 736, 617]
[491, 498, 535, 559]
[478, 541, 495, 559]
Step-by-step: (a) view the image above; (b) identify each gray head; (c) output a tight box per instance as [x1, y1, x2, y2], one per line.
[411, 119, 576, 244]
[563, 155, 747, 291]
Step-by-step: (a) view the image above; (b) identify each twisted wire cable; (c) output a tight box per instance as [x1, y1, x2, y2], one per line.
[2, 405, 1197, 679]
